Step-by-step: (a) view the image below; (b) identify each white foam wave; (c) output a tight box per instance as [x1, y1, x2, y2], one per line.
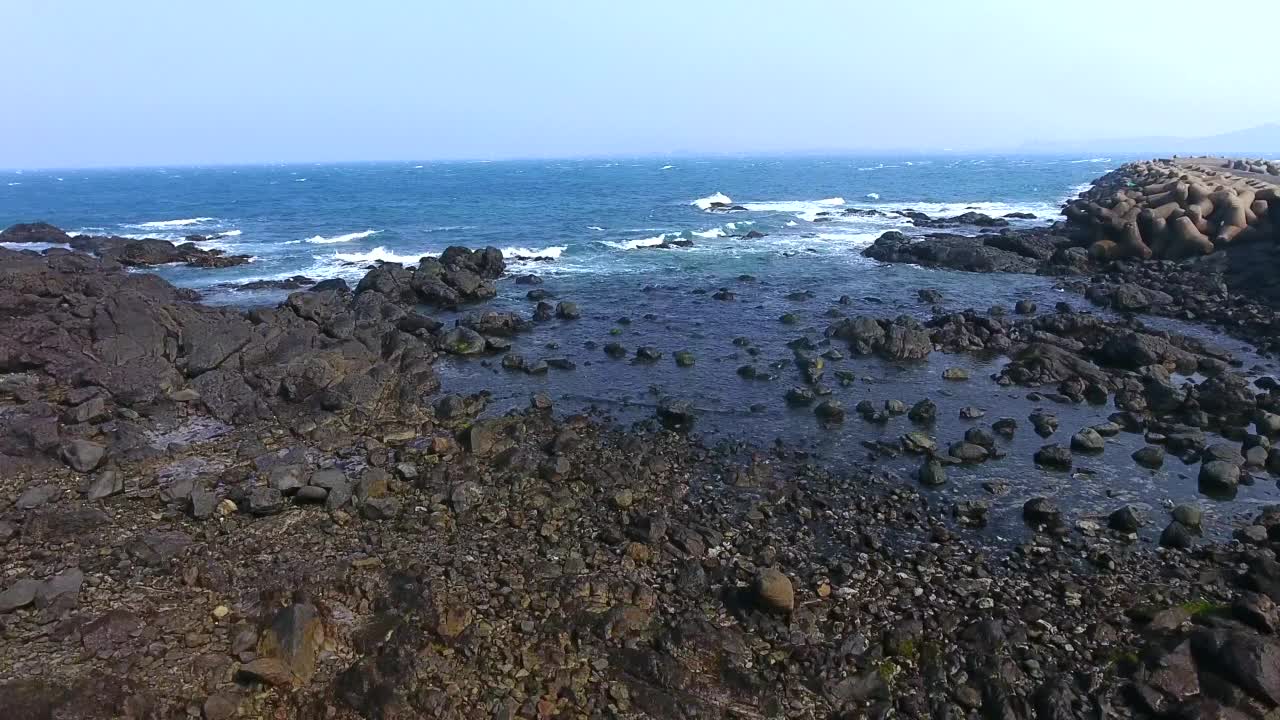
[304, 229, 381, 245]
[6, 182, 20, 186]
[863, 200, 1061, 220]
[119, 232, 184, 241]
[692, 192, 732, 210]
[692, 228, 725, 239]
[132, 217, 215, 229]
[219, 230, 243, 237]
[501, 245, 566, 261]
[866, 192, 880, 200]
[814, 231, 882, 247]
[332, 246, 433, 265]
[741, 197, 845, 214]
[1, 241, 70, 251]
[602, 234, 670, 251]
[424, 225, 472, 233]
[662, 165, 675, 170]
[1069, 157, 1112, 164]
[295, 178, 307, 182]
[587, 225, 606, 232]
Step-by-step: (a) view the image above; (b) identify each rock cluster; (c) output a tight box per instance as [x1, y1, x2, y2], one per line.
[1062, 158, 1280, 260]
[7, 179, 1280, 718]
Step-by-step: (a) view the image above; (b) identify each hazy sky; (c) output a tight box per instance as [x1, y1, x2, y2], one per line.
[4, 0, 1280, 168]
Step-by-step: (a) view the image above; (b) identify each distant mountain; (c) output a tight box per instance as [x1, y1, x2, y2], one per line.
[1019, 123, 1280, 156]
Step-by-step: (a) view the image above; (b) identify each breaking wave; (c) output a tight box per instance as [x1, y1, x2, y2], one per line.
[602, 234, 674, 251]
[132, 217, 215, 229]
[302, 229, 381, 245]
[692, 192, 732, 210]
[501, 245, 566, 260]
[332, 246, 432, 265]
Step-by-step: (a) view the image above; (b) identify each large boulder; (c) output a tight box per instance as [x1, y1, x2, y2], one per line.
[1099, 332, 1198, 373]
[863, 231, 1040, 273]
[826, 315, 931, 359]
[409, 247, 505, 307]
[69, 236, 250, 268]
[0, 222, 71, 244]
[354, 263, 417, 303]
[0, 245, 445, 466]
[1001, 342, 1109, 387]
[878, 318, 933, 360]
[1085, 283, 1174, 312]
[827, 316, 885, 355]
[982, 233, 1059, 261]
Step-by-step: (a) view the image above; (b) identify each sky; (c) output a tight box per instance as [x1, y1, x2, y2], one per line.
[4, 0, 1280, 168]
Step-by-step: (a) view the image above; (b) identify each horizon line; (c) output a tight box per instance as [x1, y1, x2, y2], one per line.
[6, 145, 1279, 173]
[0, 148, 1141, 173]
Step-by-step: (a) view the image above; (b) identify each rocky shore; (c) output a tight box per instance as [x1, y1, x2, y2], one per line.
[0, 222, 251, 269]
[7, 162, 1280, 720]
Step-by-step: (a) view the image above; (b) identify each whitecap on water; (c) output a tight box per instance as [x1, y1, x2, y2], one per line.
[741, 197, 845, 213]
[302, 229, 381, 245]
[692, 192, 732, 210]
[863, 200, 1062, 220]
[332, 246, 434, 265]
[866, 192, 880, 200]
[130, 217, 215, 229]
[1, 241, 70, 251]
[501, 245, 566, 261]
[814, 231, 883, 247]
[602, 234, 672, 251]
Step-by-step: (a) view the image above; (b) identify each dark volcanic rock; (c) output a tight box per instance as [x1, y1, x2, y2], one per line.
[1198, 460, 1241, 494]
[1034, 444, 1072, 469]
[404, 246, 505, 306]
[1086, 283, 1174, 312]
[1108, 505, 1142, 532]
[70, 236, 251, 269]
[1023, 497, 1060, 525]
[862, 231, 1040, 273]
[984, 233, 1059, 261]
[1133, 446, 1166, 468]
[0, 222, 71, 244]
[1159, 521, 1194, 549]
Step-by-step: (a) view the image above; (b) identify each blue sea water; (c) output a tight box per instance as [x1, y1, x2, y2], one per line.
[1, 155, 1118, 303]
[15, 154, 1275, 538]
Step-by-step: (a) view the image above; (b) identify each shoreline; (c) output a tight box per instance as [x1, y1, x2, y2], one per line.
[4, 159, 1280, 717]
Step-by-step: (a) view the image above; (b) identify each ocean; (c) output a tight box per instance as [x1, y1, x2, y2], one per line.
[1, 155, 1116, 303]
[13, 154, 1274, 537]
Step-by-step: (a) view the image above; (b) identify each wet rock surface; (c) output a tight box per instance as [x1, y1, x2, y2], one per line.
[4, 217, 1280, 718]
